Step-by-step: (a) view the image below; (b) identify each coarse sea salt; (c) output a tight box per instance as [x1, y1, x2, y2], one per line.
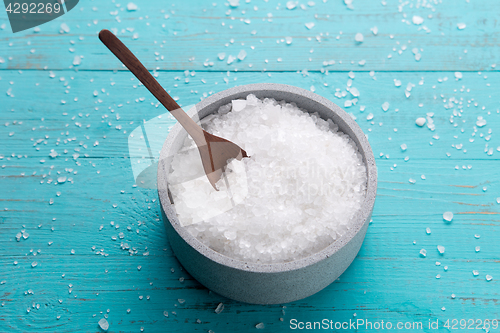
[168, 95, 367, 263]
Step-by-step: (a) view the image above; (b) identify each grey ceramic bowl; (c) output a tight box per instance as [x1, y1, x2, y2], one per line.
[157, 83, 377, 304]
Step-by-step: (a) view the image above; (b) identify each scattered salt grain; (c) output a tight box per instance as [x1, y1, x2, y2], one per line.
[237, 50, 247, 61]
[419, 249, 426, 257]
[256, 323, 265, 329]
[415, 117, 426, 127]
[215, 302, 224, 314]
[425, 227, 431, 235]
[486, 274, 493, 281]
[412, 16, 424, 25]
[227, 55, 236, 64]
[457, 23, 466, 30]
[73, 56, 81, 66]
[475, 246, 480, 252]
[349, 87, 360, 97]
[218, 53, 226, 61]
[60, 23, 70, 33]
[98, 318, 109, 331]
[437, 245, 445, 254]
[400, 144, 407, 151]
[344, 0, 354, 10]
[476, 116, 487, 127]
[286, 1, 298, 9]
[126, 2, 138, 11]
[443, 212, 453, 222]
[381, 102, 389, 112]
[472, 270, 479, 276]
[355, 33, 364, 42]
[168, 95, 367, 263]
[285, 37, 293, 45]
[305, 22, 315, 30]
[454, 72, 462, 80]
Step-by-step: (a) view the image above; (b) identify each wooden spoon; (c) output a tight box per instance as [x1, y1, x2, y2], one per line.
[99, 29, 248, 190]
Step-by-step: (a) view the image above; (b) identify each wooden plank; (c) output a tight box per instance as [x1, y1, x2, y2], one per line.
[0, 0, 500, 71]
[1, 68, 499, 332]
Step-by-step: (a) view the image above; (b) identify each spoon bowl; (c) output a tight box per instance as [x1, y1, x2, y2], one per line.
[98, 29, 247, 189]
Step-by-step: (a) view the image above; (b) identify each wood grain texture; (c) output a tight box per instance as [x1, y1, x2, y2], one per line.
[0, 0, 499, 71]
[1, 0, 500, 332]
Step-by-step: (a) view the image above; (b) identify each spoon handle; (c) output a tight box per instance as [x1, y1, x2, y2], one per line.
[98, 29, 205, 144]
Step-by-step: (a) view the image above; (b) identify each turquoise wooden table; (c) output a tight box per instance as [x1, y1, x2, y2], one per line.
[1, 0, 499, 332]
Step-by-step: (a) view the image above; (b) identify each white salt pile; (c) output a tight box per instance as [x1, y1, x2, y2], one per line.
[168, 94, 367, 263]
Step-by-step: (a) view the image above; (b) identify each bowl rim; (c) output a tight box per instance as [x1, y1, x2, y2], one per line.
[157, 83, 377, 273]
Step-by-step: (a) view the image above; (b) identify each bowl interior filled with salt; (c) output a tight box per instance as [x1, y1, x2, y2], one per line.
[158, 83, 377, 304]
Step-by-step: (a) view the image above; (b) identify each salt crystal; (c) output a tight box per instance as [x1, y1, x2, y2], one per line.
[31, 261, 38, 268]
[457, 23, 466, 30]
[472, 270, 479, 276]
[486, 274, 493, 281]
[60, 23, 70, 33]
[237, 50, 247, 61]
[227, 55, 236, 64]
[400, 144, 407, 151]
[286, 1, 298, 9]
[455, 72, 462, 80]
[475, 246, 480, 252]
[394, 79, 401, 87]
[228, 0, 239, 7]
[355, 33, 364, 42]
[126, 2, 138, 11]
[98, 318, 109, 331]
[371, 26, 378, 35]
[349, 87, 360, 97]
[305, 22, 315, 30]
[381, 102, 389, 112]
[215, 303, 224, 314]
[218, 53, 226, 61]
[419, 249, 426, 257]
[412, 16, 424, 25]
[437, 245, 445, 254]
[285, 37, 293, 44]
[415, 117, 426, 127]
[425, 227, 431, 235]
[476, 116, 486, 127]
[73, 56, 81, 66]
[256, 323, 265, 329]
[57, 176, 67, 183]
[231, 100, 246, 112]
[451, 294, 456, 299]
[443, 211, 453, 222]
